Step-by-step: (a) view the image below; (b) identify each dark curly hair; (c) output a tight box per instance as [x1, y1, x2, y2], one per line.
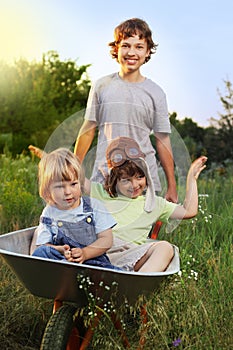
[104, 160, 146, 197]
[108, 18, 158, 63]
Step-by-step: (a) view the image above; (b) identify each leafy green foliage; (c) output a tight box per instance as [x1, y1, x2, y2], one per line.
[0, 154, 42, 232]
[0, 51, 91, 155]
[170, 113, 206, 159]
[169, 80, 233, 165]
[210, 80, 233, 161]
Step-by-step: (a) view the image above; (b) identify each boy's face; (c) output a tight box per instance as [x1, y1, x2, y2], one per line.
[117, 35, 150, 73]
[116, 172, 147, 199]
[49, 178, 81, 210]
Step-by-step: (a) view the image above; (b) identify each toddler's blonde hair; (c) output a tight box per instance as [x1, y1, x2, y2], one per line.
[38, 148, 84, 202]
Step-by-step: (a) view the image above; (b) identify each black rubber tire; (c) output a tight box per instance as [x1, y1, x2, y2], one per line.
[40, 304, 82, 350]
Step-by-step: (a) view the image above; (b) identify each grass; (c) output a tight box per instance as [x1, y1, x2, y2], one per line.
[0, 153, 232, 349]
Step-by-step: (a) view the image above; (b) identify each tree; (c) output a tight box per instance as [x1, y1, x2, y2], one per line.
[205, 80, 233, 163]
[0, 52, 91, 155]
[216, 80, 233, 160]
[42, 51, 91, 115]
[203, 126, 220, 163]
[169, 112, 205, 159]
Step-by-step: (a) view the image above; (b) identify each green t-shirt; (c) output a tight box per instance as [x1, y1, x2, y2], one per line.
[91, 182, 177, 245]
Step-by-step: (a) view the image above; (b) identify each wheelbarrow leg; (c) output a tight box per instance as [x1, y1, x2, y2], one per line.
[53, 300, 63, 313]
[66, 327, 81, 350]
[111, 312, 131, 348]
[79, 310, 103, 350]
[137, 304, 148, 350]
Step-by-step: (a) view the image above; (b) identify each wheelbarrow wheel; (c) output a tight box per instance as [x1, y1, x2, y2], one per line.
[40, 304, 84, 350]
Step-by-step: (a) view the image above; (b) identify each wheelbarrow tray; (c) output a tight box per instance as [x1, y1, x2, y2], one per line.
[0, 227, 180, 306]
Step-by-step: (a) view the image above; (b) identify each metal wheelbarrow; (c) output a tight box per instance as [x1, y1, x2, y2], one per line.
[0, 224, 179, 349]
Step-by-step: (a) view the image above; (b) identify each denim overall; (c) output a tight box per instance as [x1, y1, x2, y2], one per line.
[33, 197, 121, 270]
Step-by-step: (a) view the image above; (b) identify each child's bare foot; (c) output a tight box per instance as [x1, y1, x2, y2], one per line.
[28, 145, 44, 159]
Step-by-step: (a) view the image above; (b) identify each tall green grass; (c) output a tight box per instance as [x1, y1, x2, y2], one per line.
[0, 153, 43, 232]
[0, 153, 52, 349]
[0, 154, 232, 349]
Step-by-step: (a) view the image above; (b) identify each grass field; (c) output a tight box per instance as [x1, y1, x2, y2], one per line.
[0, 153, 232, 349]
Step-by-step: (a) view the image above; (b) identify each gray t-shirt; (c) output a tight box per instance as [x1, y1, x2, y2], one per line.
[84, 73, 171, 191]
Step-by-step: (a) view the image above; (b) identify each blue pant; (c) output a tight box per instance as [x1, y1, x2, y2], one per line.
[33, 245, 121, 271]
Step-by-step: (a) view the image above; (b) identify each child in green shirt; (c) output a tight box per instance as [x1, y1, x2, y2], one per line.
[89, 137, 207, 272]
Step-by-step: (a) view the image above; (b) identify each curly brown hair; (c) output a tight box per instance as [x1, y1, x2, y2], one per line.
[104, 160, 146, 197]
[108, 18, 158, 63]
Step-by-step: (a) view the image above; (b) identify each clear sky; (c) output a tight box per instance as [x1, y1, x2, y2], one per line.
[1, 0, 233, 127]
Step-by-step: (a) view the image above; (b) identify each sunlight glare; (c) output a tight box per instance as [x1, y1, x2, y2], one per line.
[0, 6, 44, 63]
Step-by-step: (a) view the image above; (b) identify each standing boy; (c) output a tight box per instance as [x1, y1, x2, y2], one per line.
[74, 18, 177, 203]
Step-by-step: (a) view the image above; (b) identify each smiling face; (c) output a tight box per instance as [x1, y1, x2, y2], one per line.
[116, 172, 147, 199]
[104, 159, 148, 199]
[117, 35, 150, 75]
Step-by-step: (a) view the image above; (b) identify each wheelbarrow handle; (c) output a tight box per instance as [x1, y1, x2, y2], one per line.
[149, 221, 163, 240]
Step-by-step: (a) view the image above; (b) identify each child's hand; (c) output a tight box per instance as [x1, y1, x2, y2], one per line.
[63, 244, 72, 260]
[69, 247, 86, 264]
[189, 156, 207, 179]
[28, 145, 44, 159]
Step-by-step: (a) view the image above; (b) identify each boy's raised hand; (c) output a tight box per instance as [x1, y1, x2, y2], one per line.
[28, 145, 44, 159]
[189, 156, 208, 180]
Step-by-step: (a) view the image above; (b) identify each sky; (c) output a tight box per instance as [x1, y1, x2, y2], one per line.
[0, 0, 233, 127]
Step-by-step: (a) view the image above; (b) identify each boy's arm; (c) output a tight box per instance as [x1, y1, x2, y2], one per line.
[45, 243, 71, 255]
[69, 229, 113, 263]
[82, 229, 113, 258]
[84, 177, 91, 195]
[154, 132, 178, 203]
[74, 120, 97, 163]
[30, 223, 51, 254]
[170, 156, 207, 220]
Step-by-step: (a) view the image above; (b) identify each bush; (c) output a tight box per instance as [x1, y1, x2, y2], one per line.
[0, 153, 43, 233]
